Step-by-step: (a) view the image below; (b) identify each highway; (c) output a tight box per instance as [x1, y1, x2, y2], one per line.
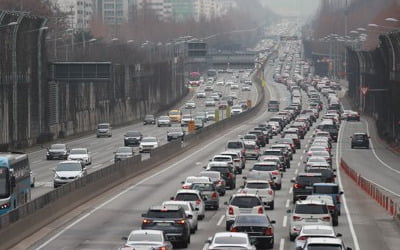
[29, 72, 258, 199]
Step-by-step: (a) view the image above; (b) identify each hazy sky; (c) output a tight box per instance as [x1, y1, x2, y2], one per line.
[260, 0, 320, 18]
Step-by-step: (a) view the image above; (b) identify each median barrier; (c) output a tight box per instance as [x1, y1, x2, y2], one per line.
[0, 52, 270, 249]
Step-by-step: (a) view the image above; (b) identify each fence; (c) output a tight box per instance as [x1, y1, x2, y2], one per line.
[340, 158, 399, 217]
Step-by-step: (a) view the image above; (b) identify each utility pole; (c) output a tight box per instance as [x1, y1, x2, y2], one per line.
[344, 0, 348, 81]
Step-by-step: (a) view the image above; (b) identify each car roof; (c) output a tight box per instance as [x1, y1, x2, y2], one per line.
[313, 183, 339, 186]
[298, 172, 323, 177]
[295, 199, 326, 205]
[149, 204, 181, 211]
[305, 237, 344, 245]
[254, 161, 278, 165]
[208, 161, 230, 167]
[176, 189, 201, 195]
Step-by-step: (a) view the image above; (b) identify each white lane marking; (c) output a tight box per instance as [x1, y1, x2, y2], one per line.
[33, 160, 41, 164]
[91, 152, 98, 156]
[337, 121, 360, 250]
[279, 238, 285, 250]
[289, 187, 293, 194]
[297, 162, 300, 167]
[202, 244, 209, 250]
[91, 164, 101, 169]
[285, 199, 290, 208]
[300, 156, 303, 161]
[303, 150, 306, 153]
[282, 215, 287, 227]
[295, 169, 298, 175]
[36, 123, 249, 249]
[217, 215, 225, 226]
[364, 119, 400, 175]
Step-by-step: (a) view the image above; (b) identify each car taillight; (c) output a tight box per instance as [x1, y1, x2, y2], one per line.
[158, 246, 168, 250]
[293, 216, 302, 221]
[231, 227, 238, 232]
[212, 192, 218, 198]
[196, 199, 201, 205]
[272, 171, 279, 175]
[142, 219, 153, 224]
[234, 159, 240, 162]
[228, 173, 233, 179]
[291, 143, 295, 148]
[229, 206, 234, 215]
[265, 227, 273, 236]
[175, 219, 186, 224]
[242, 189, 247, 194]
[182, 185, 190, 189]
[268, 190, 273, 195]
[307, 152, 312, 156]
[258, 206, 264, 214]
[336, 194, 340, 202]
[216, 180, 222, 185]
[297, 236, 308, 241]
[322, 216, 331, 222]
[328, 205, 335, 211]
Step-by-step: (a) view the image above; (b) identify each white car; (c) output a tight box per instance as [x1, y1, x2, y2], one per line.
[53, 160, 87, 188]
[250, 161, 282, 190]
[241, 180, 275, 209]
[181, 176, 212, 189]
[241, 85, 251, 91]
[196, 91, 206, 98]
[288, 199, 332, 241]
[67, 148, 92, 165]
[224, 193, 265, 230]
[173, 189, 206, 220]
[205, 98, 216, 107]
[302, 237, 352, 250]
[139, 137, 159, 153]
[231, 105, 243, 116]
[206, 232, 255, 250]
[181, 114, 194, 126]
[295, 225, 338, 249]
[185, 101, 196, 109]
[162, 200, 199, 233]
[123, 229, 173, 249]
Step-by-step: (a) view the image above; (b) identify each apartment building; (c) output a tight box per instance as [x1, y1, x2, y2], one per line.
[50, 0, 94, 29]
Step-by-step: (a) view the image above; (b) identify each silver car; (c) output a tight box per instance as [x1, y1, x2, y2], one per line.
[96, 123, 112, 137]
[53, 160, 87, 188]
[191, 182, 220, 210]
[206, 232, 256, 250]
[157, 116, 171, 127]
[123, 229, 173, 249]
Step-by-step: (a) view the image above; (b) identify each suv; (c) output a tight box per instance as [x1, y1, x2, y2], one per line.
[288, 200, 332, 241]
[302, 237, 352, 250]
[248, 130, 267, 147]
[143, 114, 155, 125]
[124, 131, 143, 146]
[316, 123, 339, 142]
[226, 140, 245, 155]
[96, 123, 112, 137]
[268, 100, 280, 112]
[206, 161, 236, 189]
[173, 189, 206, 220]
[241, 180, 275, 210]
[114, 146, 134, 162]
[46, 143, 69, 160]
[220, 151, 245, 174]
[262, 148, 290, 169]
[167, 127, 185, 141]
[306, 195, 339, 226]
[291, 173, 324, 202]
[250, 162, 282, 190]
[351, 132, 369, 149]
[312, 183, 343, 216]
[141, 205, 191, 247]
[225, 194, 265, 230]
[243, 141, 260, 160]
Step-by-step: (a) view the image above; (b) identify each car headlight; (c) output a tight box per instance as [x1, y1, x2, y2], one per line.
[54, 173, 60, 178]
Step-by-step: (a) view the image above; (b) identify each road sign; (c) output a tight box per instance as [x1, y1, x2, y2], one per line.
[360, 87, 369, 96]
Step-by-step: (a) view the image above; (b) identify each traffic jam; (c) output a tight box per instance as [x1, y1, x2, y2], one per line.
[120, 40, 353, 250]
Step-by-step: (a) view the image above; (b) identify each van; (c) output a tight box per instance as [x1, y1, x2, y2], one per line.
[96, 123, 112, 137]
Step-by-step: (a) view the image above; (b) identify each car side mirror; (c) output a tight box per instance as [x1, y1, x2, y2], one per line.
[287, 209, 292, 213]
[121, 236, 128, 241]
[242, 176, 247, 180]
[181, 181, 184, 184]
[203, 166, 207, 169]
[195, 207, 199, 211]
[209, 159, 212, 162]
[336, 233, 342, 237]
[205, 237, 212, 244]
[296, 247, 303, 250]
[187, 214, 193, 219]
[224, 201, 228, 205]
[271, 220, 276, 224]
[340, 191, 344, 195]
[170, 196, 175, 200]
[141, 213, 147, 217]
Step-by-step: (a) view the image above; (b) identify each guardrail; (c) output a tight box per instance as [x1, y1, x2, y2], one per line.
[340, 159, 399, 217]
[0, 52, 270, 249]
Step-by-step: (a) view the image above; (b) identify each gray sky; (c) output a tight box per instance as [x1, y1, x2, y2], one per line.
[260, 0, 320, 18]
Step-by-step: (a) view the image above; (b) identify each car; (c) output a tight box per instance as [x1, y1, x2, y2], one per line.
[30, 171, 35, 188]
[199, 170, 226, 196]
[124, 131, 143, 146]
[224, 194, 265, 230]
[316, 122, 339, 142]
[141, 205, 190, 247]
[192, 182, 220, 210]
[205, 161, 236, 189]
[46, 143, 69, 160]
[288, 199, 332, 241]
[114, 146, 134, 162]
[241, 85, 251, 91]
[67, 148, 92, 165]
[241, 180, 275, 209]
[301, 237, 352, 250]
[304, 156, 329, 171]
[271, 143, 293, 161]
[205, 98, 216, 107]
[196, 91, 206, 98]
[253, 127, 271, 143]
[173, 189, 206, 220]
[53, 160, 87, 188]
[230, 214, 275, 249]
[96, 123, 112, 137]
[157, 115, 172, 127]
[262, 148, 290, 169]
[218, 100, 228, 110]
[181, 176, 211, 189]
[306, 195, 339, 226]
[123, 229, 173, 249]
[195, 111, 208, 123]
[220, 150, 245, 174]
[275, 137, 297, 154]
[243, 141, 260, 160]
[251, 161, 282, 190]
[167, 127, 185, 141]
[248, 130, 267, 147]
[351, 133, 370, 149]
[204, 85, 214, 92]
[305, 150, 332, 166]
[143, 114, 156, 125]
[295, 225, 339, 249]
[184, 101, 196, 109]
[139, 137, 159, 153]
[313, 183, 343, 215]
[181, 114, 194, 126]
[231, 84, 239, 90]
[205, 110, 215, 121]
[194, 118, 204, 129]
[291, 173, 324, 203]
[168, 109, 182, 123]
[206, 232, 256, 250]
[162, 200, 198, 234]
[231, 105, 243, 115]
[268, 100, 280, 112]
[306, 166, 336, 183]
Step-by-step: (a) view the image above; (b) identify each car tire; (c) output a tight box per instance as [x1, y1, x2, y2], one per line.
[214, 205, 219, 210]
[266, 238, 274, 249]
[277, 183, 282, 190]
[351, 144, 354, 149]
[199, 214, 204, 220]
[180, 238, 189, 248]
[333, 217, 339, 226]
[226, 221, 232, 231]
[289, 233, 296, 241]
[269, 201, 274, 210]
[190, 227, 196, 234]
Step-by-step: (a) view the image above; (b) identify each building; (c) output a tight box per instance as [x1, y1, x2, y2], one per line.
[134, 0, 173, 21]
[95, 0, 133, 25]
[50, 0, 95, 29]
[171, 0, 196, 21]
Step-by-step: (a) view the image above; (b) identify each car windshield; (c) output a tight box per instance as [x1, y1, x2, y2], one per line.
[244, 135, 256, 140]
[354, 134, 367, 140]
[145, 115, 154, 119]
[192, 183, 215, 191]
[142, 137, 157, 142]
[244, 144, 256, 149]
[97, 124, 109, 129]
[56, 163, 82, 171]
[51, 144, 65, 150]
[128, 233, 162, 242]
[168, 128, 182, 133]
[227, 142, 243, 149]
[231, 197, 261, 208]
[295, 204, 328, 214]
[209, 167, 230, 173]
[307, 245, 342, 250]
[159, 116, 169, 120]
[214, 236, 247, 245]
[0, 168, 10, 199]
[175, 193, 198, 201]
[252, 164, 277, 171]
[314, 186, 339, 194]
[146, 209, 182, 218]
[236, 215, 267, 225]
[169, 111, 180, 115]
[117, 147, 132, 153]
[213, 157, 230, 162]
[263, 151, 281, 156]
[297, 176, 324, 185]
[70, 149, 87, 154]
[246, 183, 270, 189]
[126, 131, 141, 137]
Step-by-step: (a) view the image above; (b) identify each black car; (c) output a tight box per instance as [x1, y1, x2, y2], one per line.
[124, 131, 143, 146]
[351, 133, 369, 149]
[291, 173, 324, 203]
[317, 123, 339, 142]
[230, 214, 275, 249]
[141, 205, 191, 248]
[262, 148, 290, 169]
[248, 130, 266, 147]
[167, 127, 185, 141]
[143, 114, 156, 125]
[306, 166, 336, 183]
[206, 164, 236, 189]
[46, 144, 69, 160]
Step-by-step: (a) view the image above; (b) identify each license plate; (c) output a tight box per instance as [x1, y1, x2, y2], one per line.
[305, 218, 317, 222]
[305, 186, 313, 189]
[157, 222, 170, 226]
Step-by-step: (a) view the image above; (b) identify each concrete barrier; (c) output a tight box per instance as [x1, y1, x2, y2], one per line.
[0, 52, 270, 249]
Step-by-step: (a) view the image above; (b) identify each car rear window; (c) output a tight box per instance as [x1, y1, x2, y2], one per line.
[354, 134, 367, 140]
[214, 236, 247, 245]
[231, 197, 261, 208]
[246, 183, 270, 189]
[236, 215, 267, 224]
[307, 244, 342, 250]
[146, 209, 182, 218]
[175, 193, 198, 201]
[252, 164, 278, 171]
[244, 144, 257, 149]
[192, 183, 215, 191]
[297, 176, 324, 185]
[227, 142, 243, 149]
[295, 204, 328, 214]
[213, 157, 230, 162]
[263, 150, 281, 156]
[314, 186, 339, 194]
[209, 167, 231, 173]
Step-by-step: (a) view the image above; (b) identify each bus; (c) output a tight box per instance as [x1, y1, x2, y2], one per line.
[0, 152, 31, 215]
[188, 72, 201, 86]
[207, 69, 217, 81]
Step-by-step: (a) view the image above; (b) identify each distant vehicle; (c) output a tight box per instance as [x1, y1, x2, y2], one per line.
[295, 225, 339, 249]
[96, 123, 112, 137]
[207, 69, 217, 80]
[114, 146, 134, 162]
[167, 127, 185, 141]
[0, 152, 32, 215]
[124, 131, 143, 146]
[301, 237, 352, 250]
[189, 71, 201, 86]
[268, 100, 280, 112]
[351, 133, 369, 149]
[206, 232, 256, 250]
[162, 200, 198, 234]
[122, 229, 173, 249]
[143, 114, 155, 125]
[185, 101, 196, 109]
[67, 148, 92, 165]
[168, 109, 182, 123]
[139, 137, 159, 153]
[46, 144, 69, 160]
[53, 160, 87, 188]
[157, 115, 172, 127]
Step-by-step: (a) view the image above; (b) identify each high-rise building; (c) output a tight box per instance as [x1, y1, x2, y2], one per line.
[171, 0, 196, 21]
[134, 0, 173, 21]
[96, 0, 132, 25]
[50, 0, 94, 29]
